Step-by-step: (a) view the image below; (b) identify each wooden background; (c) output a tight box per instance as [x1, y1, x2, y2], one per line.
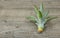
[0, 0, 60, 38]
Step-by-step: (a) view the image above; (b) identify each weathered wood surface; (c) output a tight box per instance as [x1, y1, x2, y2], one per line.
[0, 0, 60, 9]
[0, 0, 60, 38]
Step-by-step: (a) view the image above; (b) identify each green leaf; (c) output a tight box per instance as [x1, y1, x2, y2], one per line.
[26, 16, 37, 22]
[40, 3, 44, 13]
[39, 11, 43, 18]
[34, 5, 42, 19]
[46, 16, 57, 22]
[44, 10, 49, 18]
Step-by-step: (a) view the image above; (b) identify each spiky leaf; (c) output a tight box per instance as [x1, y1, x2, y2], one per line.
[40, 3, 44, 13]
[46, 16, 57, 22]
[34, 5, 42, 19]
[26, 16, 37, 22]
[44, 10, 49, 18]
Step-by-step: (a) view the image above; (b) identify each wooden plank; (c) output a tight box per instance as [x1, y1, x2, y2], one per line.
[39, 0, 60, 1]
[0, 0, 60, 9]
[0, 9, 32, 17]
[0, 0, 33, 9]
[32, 0, 60, 9]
